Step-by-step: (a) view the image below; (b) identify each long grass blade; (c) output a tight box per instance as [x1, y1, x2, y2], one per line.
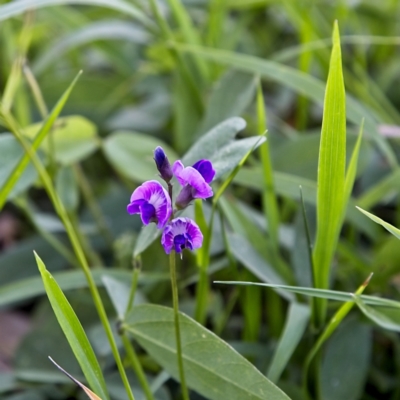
[312, 21, 346, 327]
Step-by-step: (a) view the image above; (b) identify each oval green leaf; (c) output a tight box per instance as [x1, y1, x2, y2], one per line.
[125, 304, 290, 400]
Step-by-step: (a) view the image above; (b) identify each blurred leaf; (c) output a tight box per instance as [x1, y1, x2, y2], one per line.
[125, 304, 291, 400]
[198, 70, 257, 134]
[313, 22, 346, 325]
[354, 297, 400, 332]
[226, 232, 293, 301]
[211, 136, 265, 180]
[56, 166, 79, 212]
[34, 20, 149, 74]
[182, 117, 246, 165]
[0, 0, 152, 27]
[267, 302, 310, 382]
[103, 131, 177, 183]
[320, 318, 371, 400]
[22, 115, 99, 165]
[357, 207, 400, 240]
[35, 252, 110, 400]
[214, 280, 400, 309]
[173, 43, 396, 167]
[0, 71, 81, 208]
[133, 224, 161, 258]
[0, 134, 39, 198]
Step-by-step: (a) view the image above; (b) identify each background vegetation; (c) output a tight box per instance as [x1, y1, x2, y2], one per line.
[1, 0, 400, 399]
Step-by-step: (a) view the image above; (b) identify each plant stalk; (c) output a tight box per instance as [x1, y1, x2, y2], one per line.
[169, 251, 190, 400]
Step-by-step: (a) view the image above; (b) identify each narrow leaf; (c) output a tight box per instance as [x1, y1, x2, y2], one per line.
[35, 252, 109, 400]
[267, 302, 310, 382]
[313, 21, 346, 325]
[357, 206, 400, 240]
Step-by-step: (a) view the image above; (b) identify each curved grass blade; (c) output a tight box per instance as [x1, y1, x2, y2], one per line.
[312, 22, 346, 327]
[213, 280, 400, 309]
[35, 252, 109, 400]
[0, 0, 152, 27]
[357, 206, 400, 240]
[0, 71, 82, 210]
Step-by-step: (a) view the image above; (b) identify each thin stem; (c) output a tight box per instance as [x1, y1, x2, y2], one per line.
[73, 164, 114, 247]
[121, 334, 155, 400]
[125, 257, 141, 316]
[2, 111, 136, 400]
[169, 251, 190, 400]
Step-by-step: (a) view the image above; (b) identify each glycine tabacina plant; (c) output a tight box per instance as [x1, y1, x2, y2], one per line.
[126, 146, 215, 400]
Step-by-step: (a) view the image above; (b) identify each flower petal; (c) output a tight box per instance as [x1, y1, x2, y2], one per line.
[192, 160, 215, 183]
[180, 167, 213, 199]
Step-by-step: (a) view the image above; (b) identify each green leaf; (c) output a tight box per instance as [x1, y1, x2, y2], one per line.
[182, 117, 246, 166]
[267, 302, 310, 382]
[133, 224, 161, 258]
[0, 71, 81, 209]
[103, 131, 177, 183]
[213, 280, 400, 309]
[211, 136, 266, 181]
[0, 0, 152, 27]
[198, 70, 257, 134]
[35, 252, 109, 400]
[357, 207, 400, 240]
[320, 318, 371, 400]
[56, 166, 79, 212]
[124, 304, 291, 400]
[22, 115, 99, 165]
[226, 233, 293, 301]
[354, 297, 400, 332]
[0, 134, 39, 199]
[313, 22, 346, 325]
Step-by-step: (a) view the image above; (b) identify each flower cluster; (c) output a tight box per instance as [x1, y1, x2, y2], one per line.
[127, 147, 215, 255]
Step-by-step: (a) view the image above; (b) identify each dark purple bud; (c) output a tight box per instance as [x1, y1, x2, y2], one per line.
[154, 146, 173, 182]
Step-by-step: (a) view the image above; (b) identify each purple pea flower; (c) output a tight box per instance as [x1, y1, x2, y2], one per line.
[161, 217, 203, 254]
[173, 159, 215, 209]
[154, 146, 173, 182]
[127, 180, 172, 229]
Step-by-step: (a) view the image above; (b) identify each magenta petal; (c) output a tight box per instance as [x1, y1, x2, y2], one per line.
[172, 160, 186, 186]
[161, 218, 203, 254]
[180, 167, 213, 199]
[127, 180, 172, 228]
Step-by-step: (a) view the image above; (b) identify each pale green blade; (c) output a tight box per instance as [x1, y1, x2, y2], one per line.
[357, 206, 400, 240]
[213, 281, 400, 309]
[312, 22, 346, 326]
[125, 304, 291, 400]
[35, 252, 109, 400]
[267, 302, 310, 382]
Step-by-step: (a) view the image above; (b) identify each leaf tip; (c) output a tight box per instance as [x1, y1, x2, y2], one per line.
[332, 20, 340, 45]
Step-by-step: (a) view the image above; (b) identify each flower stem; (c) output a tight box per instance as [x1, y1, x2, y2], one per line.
[169, 251, 190, 400]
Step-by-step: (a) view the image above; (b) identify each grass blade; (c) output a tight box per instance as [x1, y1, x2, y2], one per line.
[356, 207, 400, 240]
[267, 302, 310, 382]
[0, 71, 82, 210]
[35, 253, 109, 400]
[312, 22, 346, 326]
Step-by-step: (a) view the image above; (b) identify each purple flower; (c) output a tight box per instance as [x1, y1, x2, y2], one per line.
[127, 180, 172, 229]
[154, 146, 173, 182]
[173, 159, 215, 209]
[161, 217, 203, 254]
